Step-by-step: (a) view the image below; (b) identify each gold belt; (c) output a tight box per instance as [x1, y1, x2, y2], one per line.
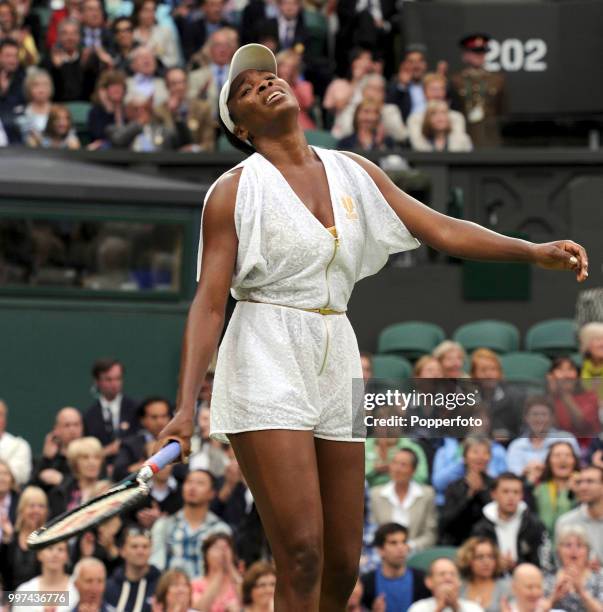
[238, 299, 345, 315]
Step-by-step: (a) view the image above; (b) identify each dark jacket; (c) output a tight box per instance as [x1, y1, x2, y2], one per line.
[0, 67, 25, 118]
[471, 503, 548, 567]
[48, 475, 81, 518]
[174, 15, 231, 62]
[0, 531, 41, 591]
[210, 480, 249, 530]
[255, 14, 308, 53]
[439, 474, 493, 546]
[361, 566, 430, 610]
[84, 395, 139, 447]
[113, 432, 148, 482]
[42, 51, 101, 102]
[30, 452, 70, 492]
[105, 564, 161, 612]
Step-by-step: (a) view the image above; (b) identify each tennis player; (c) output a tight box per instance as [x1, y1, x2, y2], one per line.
[157, 44, 588, 611]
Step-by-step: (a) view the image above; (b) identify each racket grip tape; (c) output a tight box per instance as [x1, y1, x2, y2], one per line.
[145, 441, 182, 473]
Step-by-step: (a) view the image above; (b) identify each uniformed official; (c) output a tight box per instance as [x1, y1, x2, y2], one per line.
[450, 33, 507, 147]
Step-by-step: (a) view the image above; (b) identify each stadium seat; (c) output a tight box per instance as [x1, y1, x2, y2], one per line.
[525, 318, 577, 357]
[303, 9, 328, 58]
[453, 320, 520, 354]
[65, 101, 92, 139]
[377, 321, 446, 361]
[372, 354, 412, 381]
[570, 352, 583, 368]
[216, 134, 239, 152]
[500, 351, 552, 382]
[407, 546, 458, 572]
[304, 129, 337, 149]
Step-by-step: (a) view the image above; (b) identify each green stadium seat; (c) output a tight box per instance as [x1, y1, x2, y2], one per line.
[570, 352, 583, 368]
[453, 320, 520, 354]
[377, 321, 446, 361]
[303, 9, 328, 58]
[407, 546, 458, 572]
[216, 134, 239, 152]
[500, 351, 552, 382]
[372, 354, 412, 381]
[65, 101, 92, 128]
[525, 318, 577, 357]
[304, 129, 337, 149]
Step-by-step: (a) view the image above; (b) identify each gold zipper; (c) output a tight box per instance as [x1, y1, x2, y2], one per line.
[318, 235, 339, 376]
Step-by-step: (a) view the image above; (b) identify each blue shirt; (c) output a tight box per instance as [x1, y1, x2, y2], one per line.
[375, 566, 413, 612]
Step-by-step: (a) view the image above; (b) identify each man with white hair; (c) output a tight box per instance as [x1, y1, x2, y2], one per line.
[72, 557, 115, 612]
[0, 400, 31, 486]
[125, 47, 168, 107]
[506, 564, 564, 612]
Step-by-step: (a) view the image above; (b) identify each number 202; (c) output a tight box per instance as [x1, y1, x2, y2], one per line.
[485, 39, 547, 72]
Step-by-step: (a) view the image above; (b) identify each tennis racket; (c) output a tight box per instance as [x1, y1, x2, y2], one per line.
[27, 441, 181, 550]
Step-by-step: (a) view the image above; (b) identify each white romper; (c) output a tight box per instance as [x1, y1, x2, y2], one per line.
[196, 146, 420, 443]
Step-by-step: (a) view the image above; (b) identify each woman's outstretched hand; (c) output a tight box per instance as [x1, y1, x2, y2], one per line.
[532, 240, 589, 282]
[154, 409, 195, 463]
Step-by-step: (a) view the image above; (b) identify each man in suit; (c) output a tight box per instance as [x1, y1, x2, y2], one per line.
[84, 358, 139, 461]
[450, 33, 507, 147]
[187, 26, 238, 118]
[113, 397, 171, 481]
[369, 448, 437, 552]
[256, 0, 307, 54]
[80, 0, 113, 51]
[386, 47, 428, 123]
[361, 523, 430, 611]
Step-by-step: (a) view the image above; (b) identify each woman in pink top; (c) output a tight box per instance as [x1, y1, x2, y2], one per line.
[191, 533, 242, 612]
[276, 50, 316, 130]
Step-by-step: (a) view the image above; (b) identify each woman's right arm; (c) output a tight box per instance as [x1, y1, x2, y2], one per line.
[156, 169, 240, 458]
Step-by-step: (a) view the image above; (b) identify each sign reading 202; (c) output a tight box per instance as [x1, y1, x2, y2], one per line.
[484, 39, 547, 72]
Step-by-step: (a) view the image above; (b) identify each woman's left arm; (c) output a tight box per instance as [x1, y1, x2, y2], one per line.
[342, 151, 589, 281]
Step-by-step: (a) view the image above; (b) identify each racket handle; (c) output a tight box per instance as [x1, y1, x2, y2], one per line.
[145, 441, 181, 473]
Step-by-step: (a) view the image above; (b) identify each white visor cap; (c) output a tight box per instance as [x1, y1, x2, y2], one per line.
[218, 44, 278, 145]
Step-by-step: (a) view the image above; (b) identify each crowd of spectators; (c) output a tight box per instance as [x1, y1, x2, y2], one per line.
[0, 0, 510, 153]
[0, 321, 601, 610]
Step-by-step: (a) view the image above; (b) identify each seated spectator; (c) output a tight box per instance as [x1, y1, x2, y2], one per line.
[150, 469, 232, 576]
[440, 436, 495, 546]
[337, 99, 395, 152]
[432, 433, 507, 507]
[154, 67, 215, 151]
[529, 441, 579, 536]
[547, 356, 601, 451]
[0, 399, 32, 486]
[0, 38, 25, 128]
[0, 459, 18, 532]
[410, 100, 472, 152]
[75, 511, 122, 575]
[48, 436, 104, 517]
[579, 322, 603, 401]
[174, 0, 231, 64]
[471, 348, 525, 439]
[0, 485, 47, 590]
[191, 532, 242, 610]
[189, 404, 229, 477]
[134, 463, 183, 529]
[188, 27, 238, 118]
[323, 47, 373, 130]
[507, 564, 561, 612]
[113, 397, 172, 481]
[241, 561, 276, 612]
[43, 18, 101, 102]
[0, 0, 38, 66]
[46, 0, 82, 50]
[72, 557, 109, 612]
[84, 357, 140, 460]
[105, 525, 161, 612]
[408, 557, 483, 612]
[108, 92, 176, 151]
[361, 523, 430, 612]
[80, 0, 112, 55]
[27, 103, 80, 149]
[276, 49, 315, 130]
[15, 541, 79, 610]
[126, 46, 168, 107]
[110, 17, 138, 75]
[457, 537, 511, 612]
[16, 68, 53, 146]
[386, 48, 429, 122]
[31, 406, 83, 491]
[555, 465, 603, 563]
[407, 73, 466, 143]
[87, 69, 127, 149]
[544, 524, 603, 612]
[334, 74, 407, 143]
[507, 396, 580, 477]
[132, 0, 180, 69]
[365, 437, 429, 488]
[152, 568, 194, 612]
[433, 340, 469, 378]
[472, 473, 548, 571]
[369, 448, 437, 551]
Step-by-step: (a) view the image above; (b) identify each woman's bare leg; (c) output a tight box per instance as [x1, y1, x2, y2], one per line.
[228, 430, 324, 612]
[315, 438, 365, 612]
